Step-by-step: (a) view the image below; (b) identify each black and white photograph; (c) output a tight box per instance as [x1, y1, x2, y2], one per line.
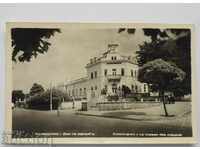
[5, 23, 196, 144]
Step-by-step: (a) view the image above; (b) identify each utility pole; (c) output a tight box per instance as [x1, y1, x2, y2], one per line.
[50, 82, 53, 111]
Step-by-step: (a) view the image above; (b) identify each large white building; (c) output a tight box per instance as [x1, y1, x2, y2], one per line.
[65, 44, 149, 105]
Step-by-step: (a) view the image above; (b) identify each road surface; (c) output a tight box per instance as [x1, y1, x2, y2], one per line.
[12, 108, 192, 137]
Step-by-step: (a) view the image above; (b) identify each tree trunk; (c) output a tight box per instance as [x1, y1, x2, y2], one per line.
[160, 90, 169, 117]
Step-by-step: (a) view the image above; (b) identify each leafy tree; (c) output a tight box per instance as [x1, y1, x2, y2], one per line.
[11, 28, 60, 62]
[101, 88, 107, 95]
[12, 90, 25, 104]
[118, 28, 191, 96]
[122, 85, 131, 98]
[27, 88, 70, 110]
[138, 59, 185, 116]
[30, 83, 45, 96]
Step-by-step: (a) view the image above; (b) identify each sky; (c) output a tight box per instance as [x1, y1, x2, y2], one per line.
[13, 28, 151, 93]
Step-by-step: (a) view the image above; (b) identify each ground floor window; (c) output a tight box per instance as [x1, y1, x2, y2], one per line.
[112, 83, 117, 94]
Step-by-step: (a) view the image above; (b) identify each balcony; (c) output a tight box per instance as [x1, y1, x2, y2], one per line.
[107, 74, 121, 82]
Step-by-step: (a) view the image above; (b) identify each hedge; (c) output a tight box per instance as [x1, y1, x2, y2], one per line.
[26, 89, 70, 110]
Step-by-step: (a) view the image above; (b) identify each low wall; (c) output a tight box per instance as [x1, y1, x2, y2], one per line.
[95, 102, 160, 111]
[61, 101, 82, 110]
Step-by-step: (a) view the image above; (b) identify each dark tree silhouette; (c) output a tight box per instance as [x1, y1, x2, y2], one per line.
[27, 88, 70, 110]
[12, 90, 25, 104]
[11, 28, 60, 62]
[30, 83, 45, 96]
[118, 28, 191, 96]
[122, 85, 131, 98]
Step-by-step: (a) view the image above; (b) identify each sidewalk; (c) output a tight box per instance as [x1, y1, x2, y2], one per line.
[76, 102, 192, 127]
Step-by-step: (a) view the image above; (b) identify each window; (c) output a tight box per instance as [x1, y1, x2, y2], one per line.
[68, 90, 70, 96]
[131, 85, 134, 91]
[104, 69, 107, 76]
[91, 86, 95, 97]
[121, 68, 124, 76]
[135, 70, 137, 77]
[112, 56, 117, 60]
[112, 69, 117, 76]
[95, 85, 97, 90]
[95, 71, 97, 78]
[84, 88, 86, 94]
[112, 83, 117, 93]
[80, 88, 82, 96]
[144, 84, 147, 93]
[91, 72, 93, 79]
[105, 85, 107, 90]
[131, 70, 133, 77]
[135, 85, 138, 93]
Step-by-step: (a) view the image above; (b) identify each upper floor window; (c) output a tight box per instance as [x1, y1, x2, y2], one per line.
[84, 88, 86, 95]
[80, 88, 82, 96]
[95, 71, 97, 78]
[95, 85, 97, 90]
[111, 56, 117, 60]
[112, 69, 117, 76]
[131, 70, 133, 77]
[104, 69, 107, 76]
[91, 72, 93, 79]
[121, 68, 124, 76]
[135, 70, 137, 77]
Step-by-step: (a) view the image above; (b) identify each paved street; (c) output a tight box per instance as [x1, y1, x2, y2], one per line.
[12, 103, 192, 137]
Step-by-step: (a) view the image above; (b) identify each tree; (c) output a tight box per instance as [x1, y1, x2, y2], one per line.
[138, 59, 185, 116]
[122, 85, 131, 98]
[101, 88, 107, 95]
[11, 28, 60, 62]
[29, 83, 45, 96]
[118, 28, 191, 96]
[12, 90, 25, 104]
[27, 88, 70, 110]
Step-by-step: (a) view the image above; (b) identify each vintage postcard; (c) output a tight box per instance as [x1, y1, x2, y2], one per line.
[4, 22, 197, 144]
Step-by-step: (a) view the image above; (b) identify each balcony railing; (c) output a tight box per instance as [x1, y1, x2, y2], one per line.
[106, 74, 121, 81]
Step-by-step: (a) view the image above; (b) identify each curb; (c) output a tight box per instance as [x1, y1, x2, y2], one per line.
[75, 112, 153, 121]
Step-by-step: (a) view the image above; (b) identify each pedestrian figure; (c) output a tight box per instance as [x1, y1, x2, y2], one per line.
[57, 99, 62, 117]
[72, 97, 75, 109]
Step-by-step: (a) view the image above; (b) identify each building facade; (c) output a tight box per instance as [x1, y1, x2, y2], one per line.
[65, 44, 149, 105]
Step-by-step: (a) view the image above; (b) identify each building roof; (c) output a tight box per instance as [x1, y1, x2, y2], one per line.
[66, 77, 88, 86]
[86, 44, 138, 68]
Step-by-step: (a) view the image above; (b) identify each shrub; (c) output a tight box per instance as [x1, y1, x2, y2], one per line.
[27, 89, 70, 110]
